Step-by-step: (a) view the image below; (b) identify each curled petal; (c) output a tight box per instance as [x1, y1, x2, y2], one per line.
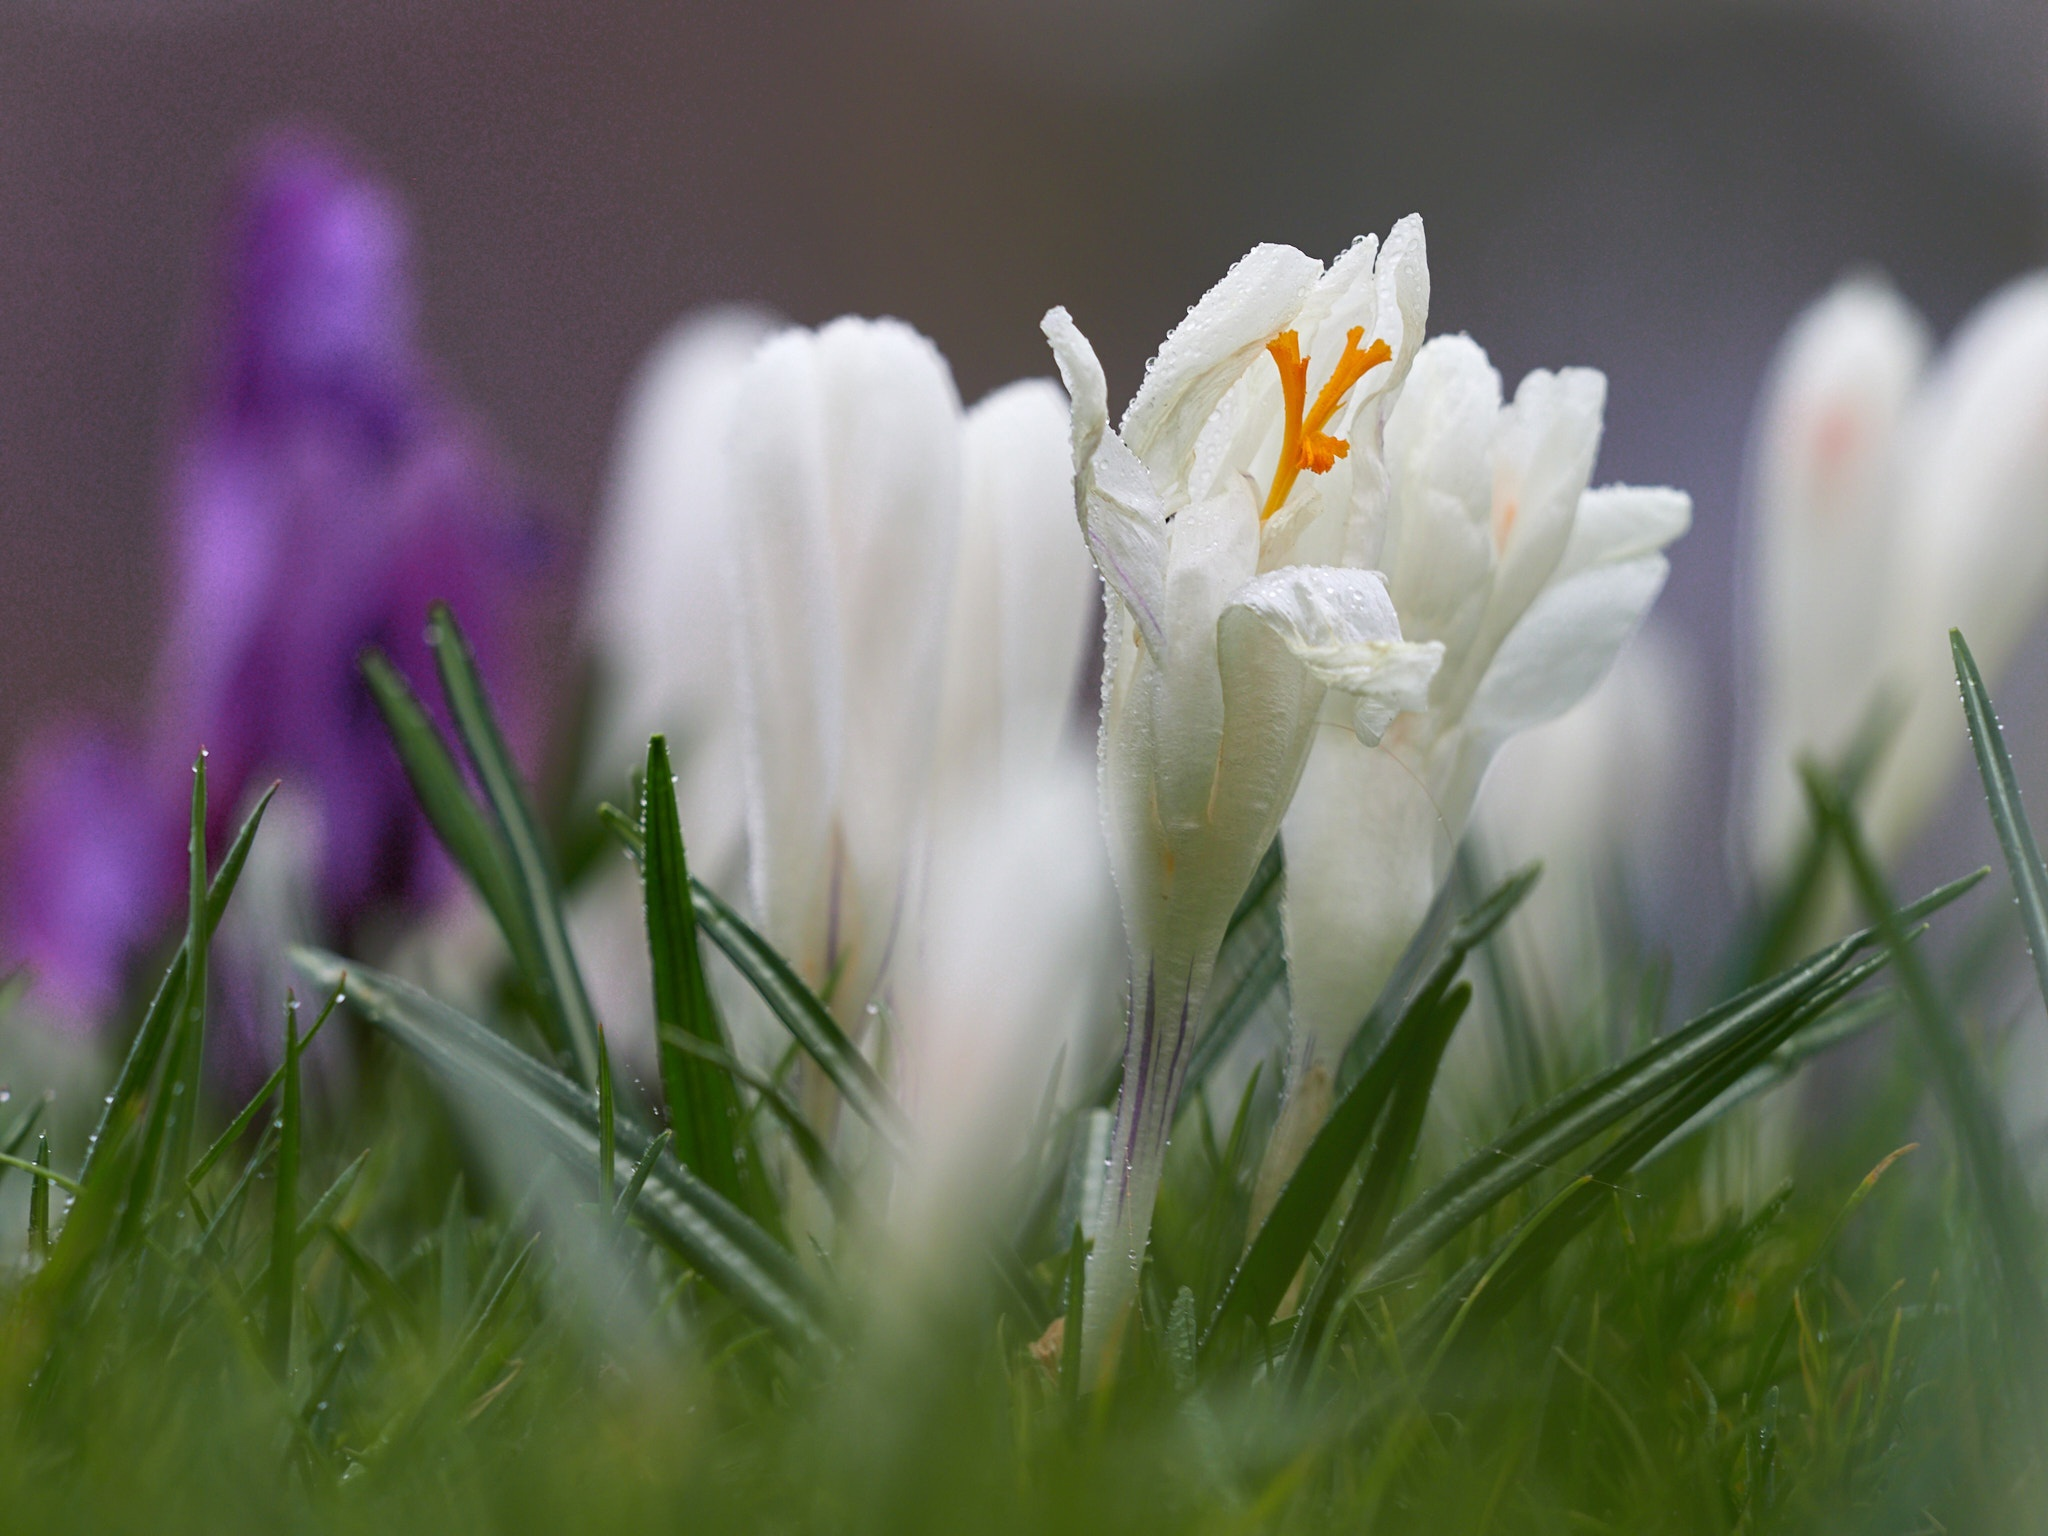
[1225, 565, 1439, 721]
[1120, 243, 1322, 488]
[1043, 306, 1170, 653]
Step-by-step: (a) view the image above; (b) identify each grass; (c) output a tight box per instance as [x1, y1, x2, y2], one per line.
[0, 617, 2041, 1533]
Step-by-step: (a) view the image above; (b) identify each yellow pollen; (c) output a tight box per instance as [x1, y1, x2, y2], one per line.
[1260, 325, 1392, 520]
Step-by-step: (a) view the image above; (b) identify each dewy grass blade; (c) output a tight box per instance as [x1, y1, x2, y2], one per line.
[27, 1135, 50, 1259]
[1286, 982, 1471, 1390]
[659, 1028, 853, 1219]
[1207, 867, 1537, 1351]
[614, 1130, 674, 1223]
[1804, 764, 2043, 1352]
[170, 750, 211, 1176]
[188, 980, 344, 1188]
[688, 879, 905, 1149]
[1419, 949, 1893, 1351]
[427, 603, 603, 1087]
[596, 1023, 617, 1208]
[642, 735, 754, 1210]
[78, 780, 276, 1189]
[1954, 628, 2048, 1016]
[120, 751, 214, 1240]
[1359, 873, 1982, 1297]
[267, 994, 302, 1377]
[1061, 1223, 1088, 1406]
[296, 947, 834, 1353]
[361, 649, 544, 990]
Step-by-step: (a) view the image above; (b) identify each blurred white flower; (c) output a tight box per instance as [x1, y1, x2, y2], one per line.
[1741, 271, 2048, 880]
[726, 315, 1092, 1043]
[1042, 220, 1442, 1373]
[1467, 623, 1695, 1062]
[932, 379, 1099, 809]
[582, 308, 777, 898]
[1262, 333, 1690, 1217]
[886, 760, 1111, 1262]
[573, 311, 776, 1070]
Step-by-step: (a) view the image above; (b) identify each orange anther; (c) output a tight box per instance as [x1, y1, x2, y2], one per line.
[1262, 325, 1392, 520]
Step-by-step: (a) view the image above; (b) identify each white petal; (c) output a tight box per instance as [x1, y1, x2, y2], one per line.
[1121, 243, 1322, 490]
[1489, 366, 1608, 609]
[1043, 306, 1169, 653]
[1280, 729, 1447, 1055]
[936, 378, 1097, 801]
[1869, 270, 2048, 858]
[582, 307, 774, 889]
[1558, 484, 1692, 579]
[1379, 335, 1501, 654]
[1375, 214, 1431, 380]
[1465, 553, 1670, 744]
[1152, 485, 1261, 839]
[811, 317, 965, 1010]
[891, 758, 1112, 1250]
[1740, 275, 1928, 876]
[1225, 565, 1442, 740]
[1041, 304, 1109, 475]
[726, 328, 842, 982]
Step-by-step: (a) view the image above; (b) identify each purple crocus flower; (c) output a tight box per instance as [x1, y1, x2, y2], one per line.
[0, 129, 549, 1049]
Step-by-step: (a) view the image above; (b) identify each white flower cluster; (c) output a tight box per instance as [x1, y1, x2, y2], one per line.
[577, 222, 2048, 1377]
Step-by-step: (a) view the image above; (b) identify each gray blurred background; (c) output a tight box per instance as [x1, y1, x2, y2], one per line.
[1, 0, 2044, 958]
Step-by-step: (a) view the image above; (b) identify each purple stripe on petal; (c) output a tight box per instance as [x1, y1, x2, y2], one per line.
[1117, 961, 1157, 1202]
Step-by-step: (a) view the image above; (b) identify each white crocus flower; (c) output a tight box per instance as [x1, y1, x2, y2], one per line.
[1742, 271, 2048, 882]
[726, 316, 1091, 1064]
[1043, 218, 1442, 1375]
[571, 310, 775, 1068]
[1259, 333, 1691, 1219]
[1740, 278, 1929, 880]
[583, 308, 777, 895]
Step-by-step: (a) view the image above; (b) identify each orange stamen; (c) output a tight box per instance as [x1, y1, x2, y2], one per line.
[1261, 325, 1393, 520]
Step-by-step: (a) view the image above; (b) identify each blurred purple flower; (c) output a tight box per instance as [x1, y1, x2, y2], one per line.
[1, 129, 550, 1037]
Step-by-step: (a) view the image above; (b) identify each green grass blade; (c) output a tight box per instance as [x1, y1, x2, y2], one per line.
[170, 750, 210, 1177]
[1953, 629, 2048, 1016]
[613, 1130, 674, 1222]
[596, 1023, 616, 1208]
[642, 735, 753, 1210]
[77, 779, 276, 1189]
[658, 1028, 852, 1219]
[1359, 873, 1981, 1297]
[360, 648, 542, 989]
[118, 751, 215, 1240]
[188, 980, 343, 1188]
[1206, 867, 1536, 1350]
[1333, 856, 1491, 1099]
[1286, 981, 1471, 1389]
[27, 1135, 50, 1259]
[1805, 762, 2043, 1351]
[267, 994, 302, 1376]
[297, 946, 834, 1353]
[1061, 1223, 1088, 1405]
[292, 1149, 371, 1249]
[687, 879, 905, 1148]
[1418, 949, 1892, 1349]
[426, 603, 602, 1087]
